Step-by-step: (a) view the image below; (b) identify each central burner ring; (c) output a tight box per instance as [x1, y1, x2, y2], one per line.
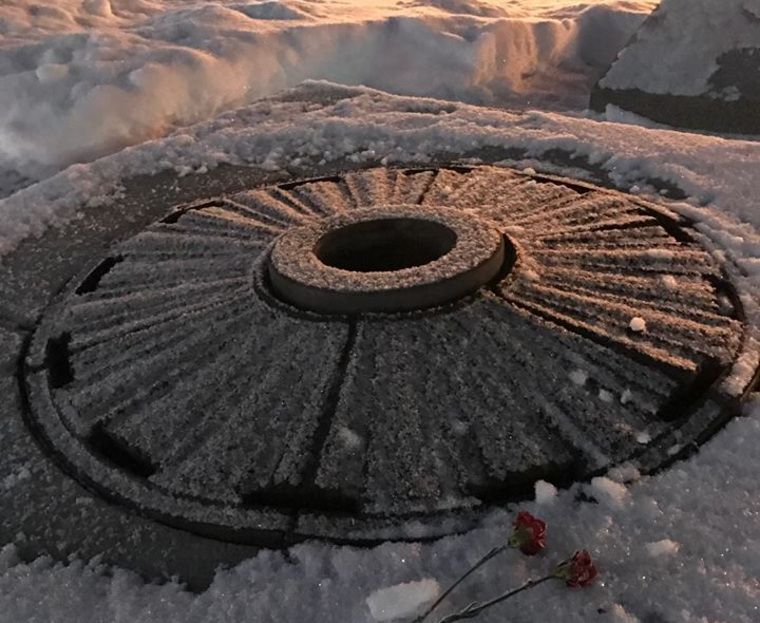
[268, 205, 508, 314]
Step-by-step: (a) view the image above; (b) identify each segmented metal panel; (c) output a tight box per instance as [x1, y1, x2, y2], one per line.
[25, 165, 755, 543]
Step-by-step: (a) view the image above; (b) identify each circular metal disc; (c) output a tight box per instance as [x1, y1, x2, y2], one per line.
[24, 165, 757, 544]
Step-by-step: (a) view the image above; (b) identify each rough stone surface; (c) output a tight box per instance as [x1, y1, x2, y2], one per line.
[22, 165, 756, 546]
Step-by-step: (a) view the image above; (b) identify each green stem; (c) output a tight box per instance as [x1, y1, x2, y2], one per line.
[413, 545, 507, 623]
[436, 575, 555, 623]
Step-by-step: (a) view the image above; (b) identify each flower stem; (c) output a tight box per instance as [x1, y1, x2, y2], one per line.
[413, 545, 507, 623]
[436, 575, 555, 623]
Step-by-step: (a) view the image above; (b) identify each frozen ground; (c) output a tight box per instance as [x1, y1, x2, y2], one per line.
[2, 1, 760, 622]
[0, 0, 654, 190]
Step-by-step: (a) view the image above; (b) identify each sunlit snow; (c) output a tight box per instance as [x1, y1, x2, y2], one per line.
[0, 0, 655, 185]
[1, 2, 760, 623]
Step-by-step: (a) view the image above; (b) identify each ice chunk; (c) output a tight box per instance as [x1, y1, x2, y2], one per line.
[635, 431, 651, 444]
[591, 476, 628, 508]
[645, 540, 680, 557]
[569, 369, 588, 386]
[535, 480, 558, 505]
[598, 389, 614, 403]
[366, 579, 439, 622]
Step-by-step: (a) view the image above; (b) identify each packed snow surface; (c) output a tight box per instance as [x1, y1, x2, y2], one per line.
[600, 0, 760, 96]
[0, 0, 655, 184]
[365, 579, 440, 621]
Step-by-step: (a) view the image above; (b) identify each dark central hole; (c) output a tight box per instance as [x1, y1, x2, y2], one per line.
[314, 218, 457, 272]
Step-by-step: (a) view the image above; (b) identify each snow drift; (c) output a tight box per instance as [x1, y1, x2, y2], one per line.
[0, 0, 655, 183]
[592, 0, 760, 133]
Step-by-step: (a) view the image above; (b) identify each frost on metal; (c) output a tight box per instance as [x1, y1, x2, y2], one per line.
[24, 165, 757, 544]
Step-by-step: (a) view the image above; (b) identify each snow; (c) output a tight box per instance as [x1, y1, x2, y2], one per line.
[589, 476, 628, 508]
[0, 0, 655, 187]
[366, 579, 440, 621]
[6, 73, 760, 263]
[2, 2, 760, 623]
[598, 389, 614, 403]
[338, 427, 364, 450]
[645, 539, 680, 557]
[569, 368, 589, 386]
[534, 480, 558, 505]
[605, 604, 640, 623]
[600, 0, 760, 97]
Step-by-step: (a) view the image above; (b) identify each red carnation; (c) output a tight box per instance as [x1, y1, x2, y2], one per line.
[553, 549, 598, 587]
[507, 511, 546, 555]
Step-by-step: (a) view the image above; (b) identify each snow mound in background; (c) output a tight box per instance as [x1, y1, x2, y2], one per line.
[230, 1, 318, 21]
[600, 0, 760, 96]
[403, 0, 510, 18]
[0, 0, 654, 183]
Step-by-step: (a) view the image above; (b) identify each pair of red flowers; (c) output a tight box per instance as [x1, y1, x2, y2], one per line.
[508, 511, 598, 587]
[416, 511, 599, 623]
